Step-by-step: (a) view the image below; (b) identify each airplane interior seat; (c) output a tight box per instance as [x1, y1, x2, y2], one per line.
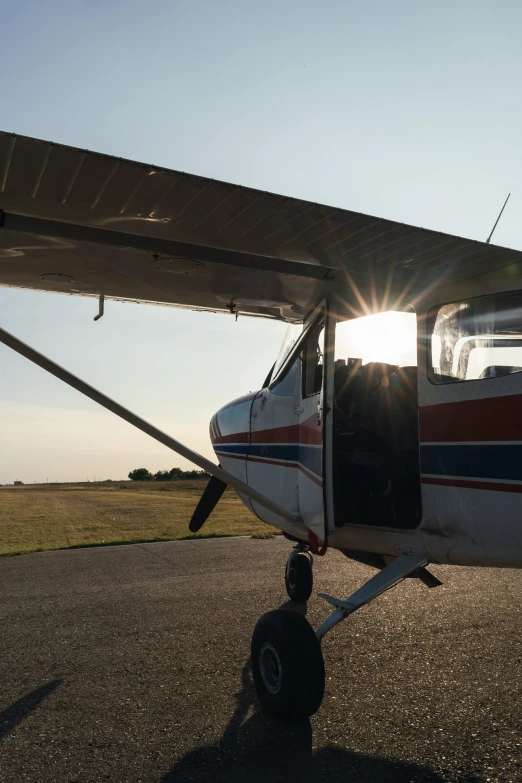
[377, 366, 419, 480]
[334, 362, 397, 441]
[333, 362, 399, 486]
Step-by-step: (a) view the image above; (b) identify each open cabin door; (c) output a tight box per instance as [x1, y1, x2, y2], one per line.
[247, 300, 335, 542]
[331, 308, 421, 530]
[295, 302, 335, 542]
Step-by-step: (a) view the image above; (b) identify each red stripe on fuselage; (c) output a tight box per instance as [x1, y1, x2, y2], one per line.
[212, 431, 250, 444]
[422, 476, 522, 493]
[211, 416, 322, 447]
[420, 394, 522, 442]
[250, 415, 322, 445]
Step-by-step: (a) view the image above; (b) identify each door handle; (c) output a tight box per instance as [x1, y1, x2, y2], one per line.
[294, 406, 304, 415]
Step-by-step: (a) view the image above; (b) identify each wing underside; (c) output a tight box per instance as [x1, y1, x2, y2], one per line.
[1, 131, 521, 321]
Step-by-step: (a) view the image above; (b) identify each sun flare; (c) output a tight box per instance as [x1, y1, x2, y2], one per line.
[335, 311, 417, 367]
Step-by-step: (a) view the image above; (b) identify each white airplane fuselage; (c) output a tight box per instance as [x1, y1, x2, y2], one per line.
[210, 302, 522, 570]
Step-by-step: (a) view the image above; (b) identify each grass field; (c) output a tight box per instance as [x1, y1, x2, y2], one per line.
[0, 480, 277, 557]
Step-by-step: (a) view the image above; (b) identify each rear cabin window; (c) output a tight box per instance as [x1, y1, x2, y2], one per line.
[429, 291, 522, 383]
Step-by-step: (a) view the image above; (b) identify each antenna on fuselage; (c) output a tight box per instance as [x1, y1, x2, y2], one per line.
[486, 193, 511, 244]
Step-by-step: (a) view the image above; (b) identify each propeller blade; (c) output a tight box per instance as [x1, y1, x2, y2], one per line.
[189, 475, 228, 532]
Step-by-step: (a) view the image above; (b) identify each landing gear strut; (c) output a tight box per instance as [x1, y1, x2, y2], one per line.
[252, 553, 431, 721]
[285, 546, 313, 602]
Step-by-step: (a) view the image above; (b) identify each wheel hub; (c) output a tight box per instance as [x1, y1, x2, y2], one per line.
[259, 642, 283, 694]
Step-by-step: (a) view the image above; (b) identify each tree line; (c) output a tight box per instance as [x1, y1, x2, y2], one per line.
[128, 467, 210, 482]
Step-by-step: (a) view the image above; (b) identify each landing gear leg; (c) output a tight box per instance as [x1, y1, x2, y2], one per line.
[315, 553, 428, 640]
[285, 545, 313, 602]
[252, 553, 429, 721]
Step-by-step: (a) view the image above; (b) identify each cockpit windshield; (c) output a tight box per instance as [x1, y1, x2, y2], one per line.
[272, 323, 303, 378]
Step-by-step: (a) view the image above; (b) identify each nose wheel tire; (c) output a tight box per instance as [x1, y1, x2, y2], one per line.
[285, 552, 313, 602]
[251, 609, 325, 721]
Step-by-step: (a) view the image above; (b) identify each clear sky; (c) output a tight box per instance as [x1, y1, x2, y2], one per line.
[1, 0, 522, 483]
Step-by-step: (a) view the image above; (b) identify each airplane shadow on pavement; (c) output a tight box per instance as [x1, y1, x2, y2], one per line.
[0, 680, 62, 743]
[160, 600, 475, 783]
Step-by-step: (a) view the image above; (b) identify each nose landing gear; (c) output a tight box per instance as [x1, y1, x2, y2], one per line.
[285, 546, 313, 602]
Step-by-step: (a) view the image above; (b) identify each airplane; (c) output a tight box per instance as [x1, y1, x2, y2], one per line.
[1, 130, 522, 721]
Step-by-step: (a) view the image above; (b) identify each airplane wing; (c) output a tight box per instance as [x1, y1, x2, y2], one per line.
[1, 130, 521, 322]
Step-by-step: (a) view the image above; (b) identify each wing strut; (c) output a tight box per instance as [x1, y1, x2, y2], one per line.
[0, 325, 302, 531]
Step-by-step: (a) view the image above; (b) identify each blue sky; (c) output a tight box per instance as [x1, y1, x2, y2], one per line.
[1, 0, 522, 482]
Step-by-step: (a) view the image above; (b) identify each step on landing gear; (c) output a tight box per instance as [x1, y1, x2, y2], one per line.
[285, 546, 313, 602]
[252, 553, 433, 721]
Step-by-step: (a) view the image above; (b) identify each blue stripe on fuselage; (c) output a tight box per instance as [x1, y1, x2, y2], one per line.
[213, 443, 322, 478]
[420, 444, 522, 482]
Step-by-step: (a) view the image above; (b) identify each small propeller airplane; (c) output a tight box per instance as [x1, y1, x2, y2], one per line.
[1, 131, 521, 721]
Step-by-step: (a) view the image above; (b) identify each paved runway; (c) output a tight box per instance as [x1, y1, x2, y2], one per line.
[1, 537, 521, 782]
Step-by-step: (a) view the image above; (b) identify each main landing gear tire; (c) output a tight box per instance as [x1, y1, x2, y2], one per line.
[285, 552, 313, 602]
[251, 609, 325, 721]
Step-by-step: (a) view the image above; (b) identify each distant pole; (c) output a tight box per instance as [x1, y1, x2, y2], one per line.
[486, 193, 511, 244]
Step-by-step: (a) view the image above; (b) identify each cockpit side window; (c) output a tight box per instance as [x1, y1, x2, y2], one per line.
[301, 322, 325, 398]
[271, 359, 299, 396]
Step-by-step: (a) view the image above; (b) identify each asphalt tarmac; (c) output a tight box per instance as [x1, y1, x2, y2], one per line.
[1, 536, 521, 783]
